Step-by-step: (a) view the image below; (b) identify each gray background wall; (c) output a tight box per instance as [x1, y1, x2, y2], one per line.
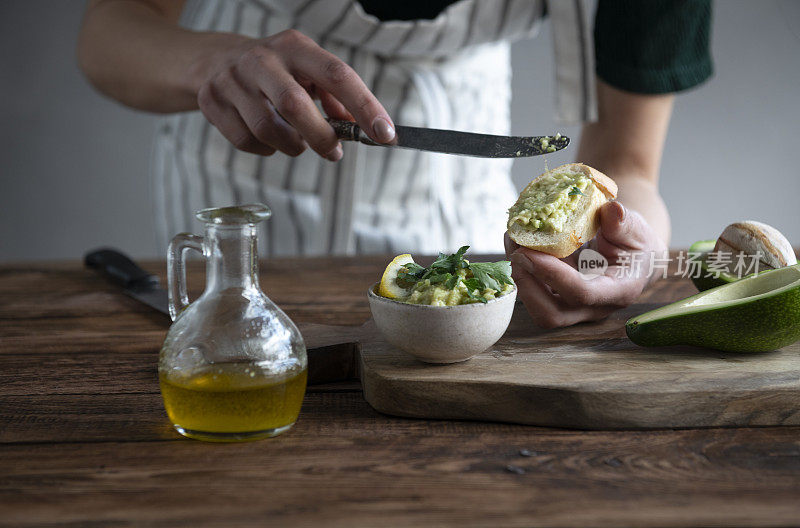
[1, 0, 798, 261]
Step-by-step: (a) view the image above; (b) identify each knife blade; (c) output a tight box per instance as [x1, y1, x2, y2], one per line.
[85, 248, 171, 317]
[84, 248, 358, 385]
[328, 118, 569, 158]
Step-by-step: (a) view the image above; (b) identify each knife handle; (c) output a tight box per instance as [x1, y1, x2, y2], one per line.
[326, 118, 380, 146]
[300, 322, 364, 385]
[84, 248, 160, 290]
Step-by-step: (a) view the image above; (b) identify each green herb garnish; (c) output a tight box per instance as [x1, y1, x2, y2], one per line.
[468, 261, 513, 292]
[397, 262, 427, 285]
[568, 186, 585, 197]
[445, 273, 461, 290]
[463, 277, 488, 304]
[398, 246, 514, 303]
[429, 245, 470, 275]
[427, 273, 451, 285]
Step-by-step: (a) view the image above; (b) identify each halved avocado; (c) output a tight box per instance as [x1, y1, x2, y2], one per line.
[627, 264, 800, 352]
[689, 239, 739, 291]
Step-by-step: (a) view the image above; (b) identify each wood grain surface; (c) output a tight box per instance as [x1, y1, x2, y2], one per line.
[2, 255, 799, 527]
[357, 304, 800, 429]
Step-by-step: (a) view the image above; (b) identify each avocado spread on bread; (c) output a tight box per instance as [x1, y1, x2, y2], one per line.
[507, 169, 590, 233]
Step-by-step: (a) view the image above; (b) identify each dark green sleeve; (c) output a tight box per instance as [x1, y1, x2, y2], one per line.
[594, 0, 713, 94]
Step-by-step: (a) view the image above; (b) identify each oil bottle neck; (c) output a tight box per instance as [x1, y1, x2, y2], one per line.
[204, 224, 260, 292]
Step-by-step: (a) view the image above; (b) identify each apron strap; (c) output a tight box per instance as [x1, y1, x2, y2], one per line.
[548, 0, 597, 124]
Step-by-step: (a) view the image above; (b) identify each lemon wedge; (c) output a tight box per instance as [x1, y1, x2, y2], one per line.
[378, 254, 415, 299]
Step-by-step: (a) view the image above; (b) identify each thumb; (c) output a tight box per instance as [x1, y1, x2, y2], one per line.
[598, 201, 646, 251]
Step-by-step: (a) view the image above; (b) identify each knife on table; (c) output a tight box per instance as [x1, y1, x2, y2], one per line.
[84, 248, 359, 385]
[85, 248, 170, 318]
[327, 118, 569, 158]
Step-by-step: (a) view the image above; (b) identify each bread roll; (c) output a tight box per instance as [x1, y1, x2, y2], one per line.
[507, 163, 617, 258]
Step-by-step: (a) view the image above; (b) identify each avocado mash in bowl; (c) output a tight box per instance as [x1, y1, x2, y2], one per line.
[403, 267, 515, 306]
[369, 247, 517, 363]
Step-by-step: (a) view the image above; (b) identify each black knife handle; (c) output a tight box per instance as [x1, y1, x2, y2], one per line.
[84, 248, 160, 290]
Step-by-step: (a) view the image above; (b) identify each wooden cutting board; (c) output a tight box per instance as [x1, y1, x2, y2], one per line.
[302, 302, 800, 429]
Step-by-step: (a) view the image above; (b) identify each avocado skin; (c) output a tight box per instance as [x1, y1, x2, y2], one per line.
[691, 271, 735, 292]
[689, 240, 738, 292]
[627, 269, 800, 353]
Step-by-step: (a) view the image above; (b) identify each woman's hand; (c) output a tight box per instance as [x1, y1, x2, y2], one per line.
[195, 29, 395, 161]
[79, 3, 394, 160]
[505, 201, 668, 329]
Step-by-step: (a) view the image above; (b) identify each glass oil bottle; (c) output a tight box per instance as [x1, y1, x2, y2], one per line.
[159, 204, 306, 441]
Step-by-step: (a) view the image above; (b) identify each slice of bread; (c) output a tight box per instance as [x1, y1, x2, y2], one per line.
[507, 163, 617, 258]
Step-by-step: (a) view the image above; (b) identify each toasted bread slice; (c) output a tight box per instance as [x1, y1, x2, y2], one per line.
[507, 163, 617, 258]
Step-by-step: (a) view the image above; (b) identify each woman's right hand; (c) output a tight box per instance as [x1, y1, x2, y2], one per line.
[195, 29, 395, 161]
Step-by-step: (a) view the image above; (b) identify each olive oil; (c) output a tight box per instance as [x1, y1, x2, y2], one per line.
[160, 364, 307, 441]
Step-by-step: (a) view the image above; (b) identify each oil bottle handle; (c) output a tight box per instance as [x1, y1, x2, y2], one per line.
[167, 233, 204, 321]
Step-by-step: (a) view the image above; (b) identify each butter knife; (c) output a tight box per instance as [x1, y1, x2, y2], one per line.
[327, 118, 569, 158]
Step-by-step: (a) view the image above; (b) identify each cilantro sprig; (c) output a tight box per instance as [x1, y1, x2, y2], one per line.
[396, 246, 514, 303]
[468, 261, 513, 291]
[568, 186, 585, 197]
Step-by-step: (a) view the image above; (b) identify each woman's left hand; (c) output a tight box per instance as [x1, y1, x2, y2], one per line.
[505, 201, 668, 328]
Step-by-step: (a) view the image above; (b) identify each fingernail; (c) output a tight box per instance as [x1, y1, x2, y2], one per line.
[326, 143, 343, 162]
[372, 117, 395, 143]
[617, 202, 627, 222]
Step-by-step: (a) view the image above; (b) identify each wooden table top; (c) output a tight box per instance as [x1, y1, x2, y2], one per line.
[2, 255, 799, 527]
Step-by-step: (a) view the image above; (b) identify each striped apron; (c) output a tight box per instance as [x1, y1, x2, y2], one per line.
[153, 0, 596, 256]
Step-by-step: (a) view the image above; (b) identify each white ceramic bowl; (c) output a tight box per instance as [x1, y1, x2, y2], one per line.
[367, 283, 517, 363]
